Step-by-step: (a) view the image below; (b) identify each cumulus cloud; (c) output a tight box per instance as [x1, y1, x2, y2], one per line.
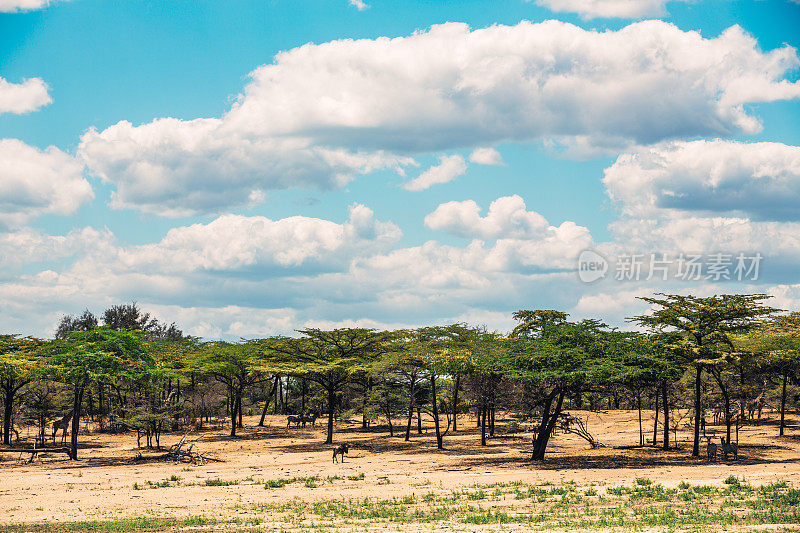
[225, 21, 799, 149]
[608, 216, 800, 259]
[78, 20, 800, 215]
[403, 155, 466, 191]
[604, 140, 800, 221]
[0, 0, 59, 12]
[79, 119, 411, 216]
[0, 139, 93, 227]
[534, 0, 684, 19]
[118, 204, 401, 274]
[0, 77, 51, 114]
[0, 227, 114, 269]
[469, 147, 504, 165]
[425, 195, 550, 239]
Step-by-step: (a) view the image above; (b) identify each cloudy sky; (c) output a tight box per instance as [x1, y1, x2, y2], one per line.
[1, 0, 799, 339]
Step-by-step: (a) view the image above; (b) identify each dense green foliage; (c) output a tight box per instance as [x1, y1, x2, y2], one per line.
[0, 295, 797, 461]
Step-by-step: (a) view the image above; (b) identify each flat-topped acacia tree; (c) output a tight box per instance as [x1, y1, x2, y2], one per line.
[630, 293, 778, 457]
[505, 319, 623, 460]
[47, 327, 152, 459]
[0, 335, 42, 445]
[265, 328, 391, 444]
[191, 340, 270, 437]
[736, 313, 800, 437]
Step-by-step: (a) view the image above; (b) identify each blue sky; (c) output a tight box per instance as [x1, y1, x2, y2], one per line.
[1, 0, 799, 339]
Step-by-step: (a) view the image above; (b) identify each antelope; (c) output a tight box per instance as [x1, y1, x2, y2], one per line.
[302, 413, 318, 427]
[287, 415, 303, 427]
[332, 443, 349, 463]
[52, 411, 73, 445]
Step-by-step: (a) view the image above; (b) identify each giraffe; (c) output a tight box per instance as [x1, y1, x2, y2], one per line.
[746, 379, 767, 421]
[52, 411, 73, 445]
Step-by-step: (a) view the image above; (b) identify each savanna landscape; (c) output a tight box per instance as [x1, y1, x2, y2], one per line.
[3, 1, 800, 531]
[2, 296, 800, 532]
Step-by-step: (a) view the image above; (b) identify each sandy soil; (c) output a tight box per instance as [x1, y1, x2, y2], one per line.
[0, 409, 798, 527]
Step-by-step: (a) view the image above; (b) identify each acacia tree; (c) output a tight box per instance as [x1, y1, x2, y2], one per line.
[47, 328, 152, 459]
[0, 335, 42, 444]
[511, 310, 568, 339]
[631, 293, 778, 456]
[193, 340, 269, 437]
[617, 333, 681, 448]
[267, 329, 390, 444]
[505, 319, 623, 460]
[738, 313, 800, 436]
[421, 324, 485, 449]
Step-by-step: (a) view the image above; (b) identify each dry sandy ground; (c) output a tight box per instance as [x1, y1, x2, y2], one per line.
[0, 409, 798, 528]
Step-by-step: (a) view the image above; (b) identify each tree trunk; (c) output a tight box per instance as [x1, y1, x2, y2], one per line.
[653, 386, 659, 447]
[70, 382, 85, 460]
[2, 383, 13, 445]
[386, 404, 394, 437]
[405, 379, 415, 442]
[489, 400, 495, 438]
[532, 390, 564, 460]
[431, 373, 443, 449]
[361, 378, 370, 429]
[278, 379, 284, 414]
[301, 379, 307, 416]
[97, 383, 105, 431]
[325, 386, 335, 444]
[451, 373, 460, 432]
[259, 378, 278, 426]
[711, 369, 732, 445]
[237, 394, 243, 428]
[780, 369, 788, 437]
[662, 380, 670, 450]
[480, 396, 487, 446]
[230, 387, 240, 437]
[417, 407, 422, 435]
[692, 365, 702, 457]
[637, 391, 643, 446]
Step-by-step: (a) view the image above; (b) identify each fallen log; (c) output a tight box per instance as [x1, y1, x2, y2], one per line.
[0, 447, 74, 463]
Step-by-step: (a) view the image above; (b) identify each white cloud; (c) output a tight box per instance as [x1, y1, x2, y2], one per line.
[0, 139, 93, 227]
[0, 227, 114, 269]
[225, 20, 799, 149]
[78, 20, 800, 215]
[118, 203, 401, 274]
[348, 0, 369, 10]
[608, 216, 800, 258]
[425, 195, 550, 239]
[469, 147, 504, 166]
[604, 140, 800, 221]
[0, 0, 59, 12]
[534, 0, 684, 19]
[79, 119, 411, 216]
[0, 77, 51, 114]
[403, 155, 466, 191]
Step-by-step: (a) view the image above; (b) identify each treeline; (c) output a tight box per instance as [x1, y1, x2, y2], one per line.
[1, 294, 799, 462]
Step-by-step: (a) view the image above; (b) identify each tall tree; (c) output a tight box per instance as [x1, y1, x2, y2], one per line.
[505, 319, 621, 460]
[0, 335, 42, 445]
[192, 340, 269, 437]
[266, 329, 390, 444]
[55, 310, 98, 339]
[47, 328, 152, 459]
[511, 310, 568, 339]
[631, 293, 778, 456]
[737, 313, 800, 436]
